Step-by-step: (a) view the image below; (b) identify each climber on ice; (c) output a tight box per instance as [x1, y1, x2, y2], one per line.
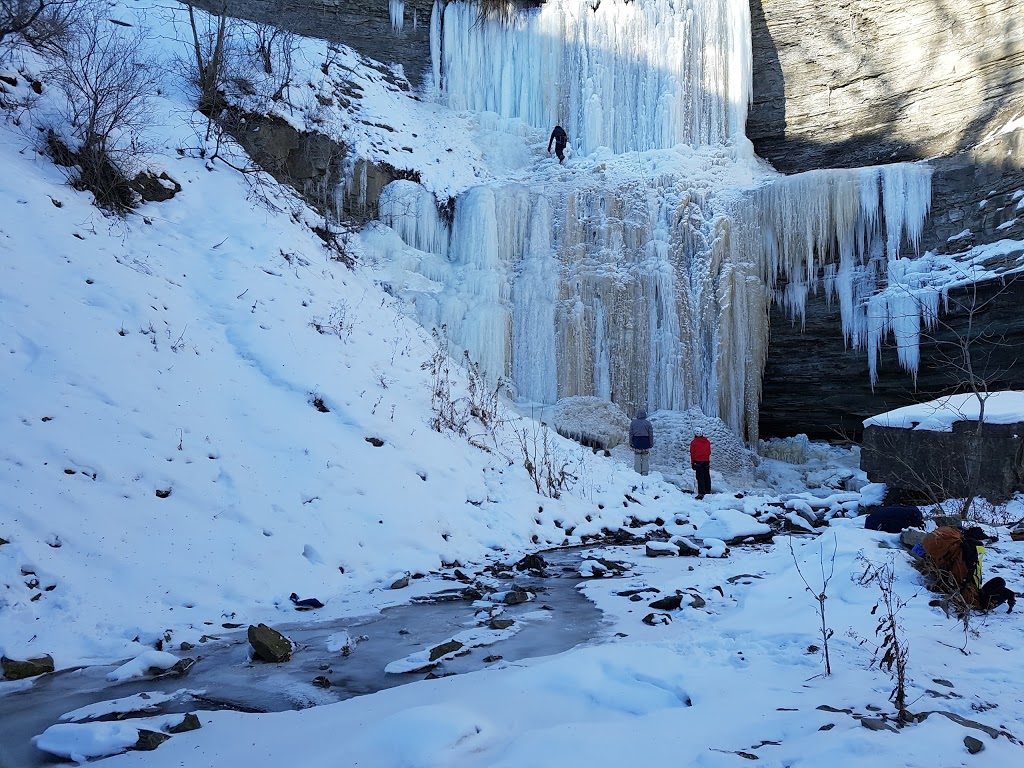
[548, 125, 568, 164]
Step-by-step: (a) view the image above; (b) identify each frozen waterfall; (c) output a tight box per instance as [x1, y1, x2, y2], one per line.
[361, 0, 935, 445]
[431, 0, 753, 156]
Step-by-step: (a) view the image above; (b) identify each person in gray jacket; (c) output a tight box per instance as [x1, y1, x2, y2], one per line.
[628, 408, 654, 475]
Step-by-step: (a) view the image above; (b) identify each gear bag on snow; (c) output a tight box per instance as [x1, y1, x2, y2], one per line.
[922, 527, 967, 581]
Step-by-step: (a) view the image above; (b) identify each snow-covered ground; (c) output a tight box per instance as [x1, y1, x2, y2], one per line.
[2, 2, 1024, 766]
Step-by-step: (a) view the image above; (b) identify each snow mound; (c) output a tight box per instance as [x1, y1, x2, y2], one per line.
[553, 396, 630, 449]
[649, 409, 754, 477]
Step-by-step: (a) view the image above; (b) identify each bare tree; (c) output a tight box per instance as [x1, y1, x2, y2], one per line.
[922, 274, 1020, 517]
[0, 0, 82, 60]
[241, 19, 296, 102]
[182, 0, 230, 117]
[866, 266, 1022, 518]
[47, 12, 156, 212]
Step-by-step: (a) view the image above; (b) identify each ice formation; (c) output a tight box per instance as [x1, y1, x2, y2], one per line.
[390, 0, 406, 32]
[432, 0, 753, 156]
[362, 1, 936, 445]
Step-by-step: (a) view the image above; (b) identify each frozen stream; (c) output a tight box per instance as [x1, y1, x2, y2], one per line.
[0, 547, 611, 767]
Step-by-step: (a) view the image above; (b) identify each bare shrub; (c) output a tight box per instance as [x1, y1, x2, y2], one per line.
[46, 11, 156, 213]
[310, 301, 351, 341]
[422, 328, 502, 445]
[513, 419, 578, 499]
[788, 533, 836, 676]
[859, 554, 913, 722]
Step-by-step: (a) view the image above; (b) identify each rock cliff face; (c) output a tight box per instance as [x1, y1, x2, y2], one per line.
[749, 1, 1023, 172]
[194, 1, 437, 86]
[751, 0, 1024, 438]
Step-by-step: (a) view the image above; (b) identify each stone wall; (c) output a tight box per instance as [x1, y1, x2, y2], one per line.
[860, 421, 1024, 503]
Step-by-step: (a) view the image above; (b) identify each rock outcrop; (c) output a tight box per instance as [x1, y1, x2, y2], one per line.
[860, 420, 1024, 503]
[749, 1, 1024, 173]
[191, 0, 437, 86]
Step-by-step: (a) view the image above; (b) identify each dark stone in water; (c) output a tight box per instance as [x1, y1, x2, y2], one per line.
[248, 624, 292, 663]
[1, 654, 54, 680]
[429, 640, 464, 662]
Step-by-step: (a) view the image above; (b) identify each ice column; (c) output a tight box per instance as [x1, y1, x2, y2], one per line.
[511, 196, 559, 403]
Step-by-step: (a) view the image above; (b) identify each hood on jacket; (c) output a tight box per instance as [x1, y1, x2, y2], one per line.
[636, 409, 647, 419]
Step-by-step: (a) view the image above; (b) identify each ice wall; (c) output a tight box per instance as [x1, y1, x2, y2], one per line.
[431, 0, 753, 156]
[362, 0, 936, 446]
[374, 158, 736, 423]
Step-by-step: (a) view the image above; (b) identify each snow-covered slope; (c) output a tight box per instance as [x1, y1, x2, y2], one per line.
[0, 20, 690, 667]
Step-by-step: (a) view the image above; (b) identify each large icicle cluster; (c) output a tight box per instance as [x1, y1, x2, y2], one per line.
[431, 0, 753, 155]
[727, 164, 934, 388]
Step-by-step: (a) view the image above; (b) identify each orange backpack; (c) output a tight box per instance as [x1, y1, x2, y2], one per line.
[922, 527, 968, 584]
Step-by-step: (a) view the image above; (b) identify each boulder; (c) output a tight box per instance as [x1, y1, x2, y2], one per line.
[899, 529, 928, 550]
[390, 574, 410, 590]
[503, 587, 530, 605]
[964, 736, 985, 755]
[642, 613, 672, 626]
[861, 420, 1024, 503]
[514, 553, 547, 572]
[675, 538, 701, 557]
[248, 624, 292, 663]
[860, 717, 899, 733]
[489, 618, 515, 630]
[428, 640, 463, 662]
[648, 594, 683, 611]
[169, 713, 202, 734]
[133, 730, 170, 751]
[1, 654, 54, 680]
[130, 171, 181, 203]
[646, 541, 677, 557]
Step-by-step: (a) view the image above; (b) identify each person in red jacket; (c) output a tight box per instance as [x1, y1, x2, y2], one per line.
[689, 430, 712, 499]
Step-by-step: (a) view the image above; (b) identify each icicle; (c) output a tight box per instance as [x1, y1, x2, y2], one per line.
[379, 180, 451, 257]
[389, 0, 406, 32]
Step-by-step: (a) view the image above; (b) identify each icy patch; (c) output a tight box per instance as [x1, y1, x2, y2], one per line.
[60, 689, 197, 722]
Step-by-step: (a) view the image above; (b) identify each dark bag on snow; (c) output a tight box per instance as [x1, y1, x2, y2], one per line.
[864, 506, 924, 533]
